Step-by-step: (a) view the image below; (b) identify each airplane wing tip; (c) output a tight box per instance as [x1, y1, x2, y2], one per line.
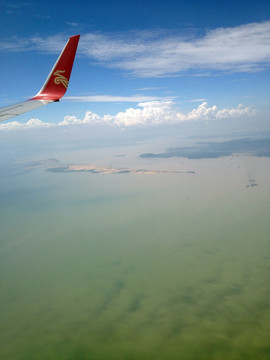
[0, 35, 80, 121]
[32, 34, 80, 101]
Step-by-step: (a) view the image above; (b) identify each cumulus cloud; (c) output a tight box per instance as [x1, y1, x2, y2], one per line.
[0, 102, 255, 131]
[1, 21, 270, 77]
[176, 102, 256, 121]
[0, 118, 54, 131]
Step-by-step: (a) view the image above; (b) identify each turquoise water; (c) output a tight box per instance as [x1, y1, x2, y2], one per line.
[0, 154, 270, 359]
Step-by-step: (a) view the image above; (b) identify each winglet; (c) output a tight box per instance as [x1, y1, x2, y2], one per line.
[32, 35, 80, 101]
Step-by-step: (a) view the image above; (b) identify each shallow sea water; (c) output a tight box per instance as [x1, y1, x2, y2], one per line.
[0, 154, 270, 359]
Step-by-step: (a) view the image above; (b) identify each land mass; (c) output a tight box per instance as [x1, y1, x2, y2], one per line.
[46, 164, 194, 175]
[140, 138, 270, 159]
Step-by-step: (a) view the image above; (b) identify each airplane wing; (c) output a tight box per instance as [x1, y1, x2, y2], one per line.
[0, 35, 80, 122]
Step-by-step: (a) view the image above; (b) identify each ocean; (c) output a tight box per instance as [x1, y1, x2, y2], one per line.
[1, 142, 270, 359]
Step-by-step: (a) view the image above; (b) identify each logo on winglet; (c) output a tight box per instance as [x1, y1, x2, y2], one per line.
[53, 70, 69, 89]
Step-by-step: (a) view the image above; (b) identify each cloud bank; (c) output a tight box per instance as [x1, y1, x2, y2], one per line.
[0, 101, 255, 131]
[1, 21, 270, 77]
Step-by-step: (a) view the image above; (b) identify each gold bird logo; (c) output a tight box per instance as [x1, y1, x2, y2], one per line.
[53, 70, 69, 89]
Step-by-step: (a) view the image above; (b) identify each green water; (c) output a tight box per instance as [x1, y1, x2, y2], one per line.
[1, 156, 270, 359]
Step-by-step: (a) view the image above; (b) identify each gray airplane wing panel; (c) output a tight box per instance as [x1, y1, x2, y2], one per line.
[0, 100, 53, 122]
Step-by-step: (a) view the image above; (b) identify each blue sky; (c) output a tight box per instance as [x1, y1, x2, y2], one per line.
[0, 0, 270, 133]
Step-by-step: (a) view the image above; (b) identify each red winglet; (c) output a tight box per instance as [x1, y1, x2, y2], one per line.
[32, 35, 80, 101]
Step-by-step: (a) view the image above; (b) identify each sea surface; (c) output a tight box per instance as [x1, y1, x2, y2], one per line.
[1, 144, 270, 359]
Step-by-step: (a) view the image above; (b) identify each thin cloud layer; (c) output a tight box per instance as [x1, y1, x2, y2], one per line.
[85, 21, 270, 76]
[1, 21, 270, 77]
[65, 95, 170, 102]
[0, 101, 255, 130]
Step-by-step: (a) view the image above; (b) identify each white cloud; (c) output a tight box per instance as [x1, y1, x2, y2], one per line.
[113, 101, 176, 126]
[59, 112, 101, 126]
[1, 21, 270, 77]
[216, 104, 255, 119]
[0, 118, 54, 131]
[25, 118, 54, 127]
[65, 94, 171, 102]
[65, 21, 79, 27]
[188, 98, 208, 103]
[79, 21, 270, 77]
[0, 102, 255, 131]
[0, 34, 65, 53]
